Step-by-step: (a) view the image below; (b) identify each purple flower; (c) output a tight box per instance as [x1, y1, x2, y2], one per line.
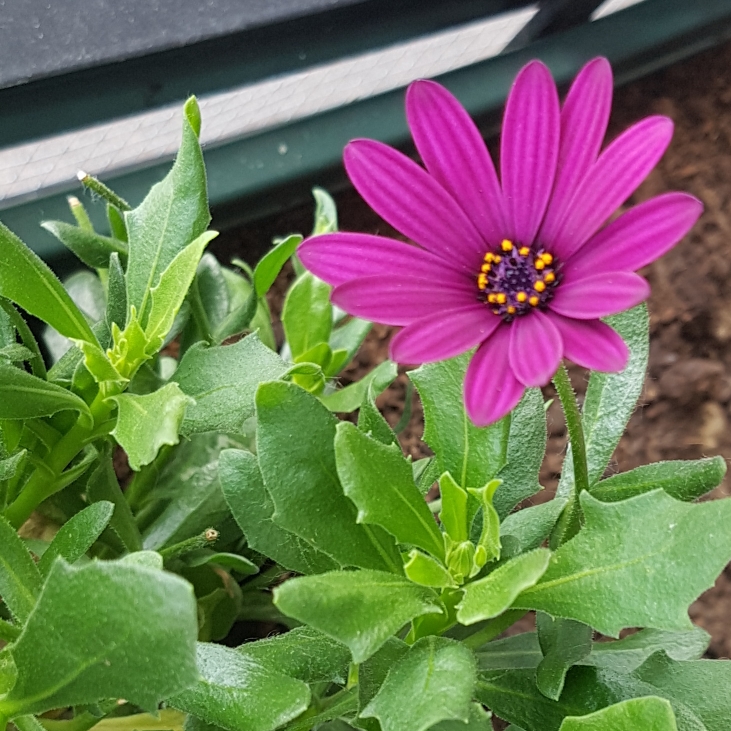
[299, 58, 702, 425]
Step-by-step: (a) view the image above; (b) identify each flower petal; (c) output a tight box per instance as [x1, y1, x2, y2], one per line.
[548, 116, 674, 260]
[508, 310, 563, 387]
[464, 325, 526, 426]
[549, 271, 650, 320]
[564, 193, 703, 278]
[344, 139, 485, 269]
[389, 304, 500, 364]
[500, 60, 560, 246]
[298, 232, 468, 287]
[406, 80, 506, 246]
[331, 275, 474, 326]
[549, 313, 629, 372]
[539, 57, 613, 246]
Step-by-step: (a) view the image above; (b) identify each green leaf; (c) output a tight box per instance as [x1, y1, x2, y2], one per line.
[514, 490, 731, 636]
[432, 704, 493, 730]
[536, 614, 592, 701]
[328, 317, 372, 370]
[239, 626, 351, 684]
[219, 448, 338, 574]
[410, 353, 509, 490]
[110, 383, 193, 471]
[106, 254, 127, 329]
[558, 305, 649, 497]
[404, 550, 457, 588]
[0, 344, 34, 364]
[358, 637, 409, 715]
[192, 253, 230, 336]
[500, 499, 567, 558]
[256, 381, 402, 572]
[0, 450, 27, 482]
[120, 550, 164, 570]
[559, 698, 677, 731]
[0, 221, 97, 343]
[254, 234, 303, 297]
[0, 363, 92, 427]
[185, 550, 258, 575]
[273, 570, 443, 663]
[475, 632, 543, 670]
[358, 384, 398, 446]
[145, 231, 218, 346]
[174, 334, 288, 435]
[312, 187, 338, 234]
[167, 642, 310, 731]
[125, 99, 210, 323]
[0, 559, 197, 717]
[37, 501, 114, 577]
[286, 690, 358, 731]
[107, 202, 128, 242]
[335, 421, 445, 560]
[439, 472, 470, 543]
[142, 433, 238, 550]
[0, 514, 42, 623]
[494, 388, 546, 517]
[591, 457, 726, 503]
[282, 272, 332, 359]
[41, 220, 128, 269]
[360, 637, 476, 731]
[321, 360, 397, 413]
[633, 652, 731, 731]
[457, 549, 550, 626]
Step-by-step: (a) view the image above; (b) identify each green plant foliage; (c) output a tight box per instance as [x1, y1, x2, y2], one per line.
[253, 234, 303, 297]
[536, 614, 592, 700]
[282, 272, 332, 360]
[0, 515, 42, 623]
[559, 698, 677, 731]
[41, 220, 128, 269]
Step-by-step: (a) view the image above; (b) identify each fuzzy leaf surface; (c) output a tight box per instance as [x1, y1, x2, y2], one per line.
[256, 381, 402, 572]
[273, 570, 443, 663]
[168, 642, 310, 731]
[0, 559, 197, 716]
[559, 698, 677, 731]
[174, 334, 287, 435]
[282, 271, 332, 359]
[0, 514, 42, 623]
[360, 636, 476, 731]
[536, 614, 592, 701]
[41, 221, 128, 269]
[514, 491, 731, 637]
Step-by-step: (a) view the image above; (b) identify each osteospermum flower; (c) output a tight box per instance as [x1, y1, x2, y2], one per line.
[298, 58, 702, 425]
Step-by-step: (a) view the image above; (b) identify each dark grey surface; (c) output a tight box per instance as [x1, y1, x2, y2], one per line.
[0, 0, 370, 88]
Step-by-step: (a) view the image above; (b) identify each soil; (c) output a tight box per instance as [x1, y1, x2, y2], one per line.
[213, 39, 731, 665]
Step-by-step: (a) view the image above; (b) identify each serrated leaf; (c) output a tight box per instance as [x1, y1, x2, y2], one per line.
[282, 272, 332, 359]
[37, 501, 114, 577]
[273, 570, 443, 663]
[514, 490, 731, 637]
[494, 388, 546, 517]
[0, 221, 97, 343]
[536, 614, 592, 701]
[110, 383, 193, 471]
[239, 626, 351, 685]
[457, 549, 550, 626]
[125, 100, 210, 324]
[410, 353, 509, 490]
[0, 514, 42, 623]
[0, 559, 197, 717]
[219, 448, 338, 574]
[360, 637, 476, 731]
[335, 421, 444, 560]
[559, 697, 677, 731]
[254, 234, 303, 297]
[321, 360, 397, 413]
[0, 363, 92, 427]
[41, 220, 128, 269]
[591, 457, 726, 503]
[558, 305, 649, 498]
[174, 334, 288, 435]
[167, 642, 310, 731]
[256, 381, 402, 572]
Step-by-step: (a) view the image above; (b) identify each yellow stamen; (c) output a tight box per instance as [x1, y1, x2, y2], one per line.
[484, 252, 494, 262]
[481, 263, 491, 273]
[534, 281, 546, 293]
[496, 293, 507, 304]
[516, 291, 527, 303]
[529, 295, 540, 306]
[544, 272, 555, 283]
[507, 305, 516, 315]
[534, 259, 545, 271]
[501, 239, 513, 252]
[478, 274, 487, 289]
[541, 253, 553, 264]
[487, 293, 497, 303]
[494, 255, 501, 263]
[519, 246, 530, 256]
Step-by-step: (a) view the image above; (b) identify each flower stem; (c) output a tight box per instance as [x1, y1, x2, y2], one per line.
[77, 171, 131, 212]
[462, 610, 525, 650]
[159, 528, 219, 563]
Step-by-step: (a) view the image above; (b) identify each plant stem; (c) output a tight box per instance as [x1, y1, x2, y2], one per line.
[159, 528, 219, 563]
[77, 171, 131, 212]
[462, 610, 525, 650]
[125, 443, 174, 511]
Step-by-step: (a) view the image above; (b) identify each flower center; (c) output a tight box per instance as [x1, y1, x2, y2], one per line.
[477, 239, 560, 322]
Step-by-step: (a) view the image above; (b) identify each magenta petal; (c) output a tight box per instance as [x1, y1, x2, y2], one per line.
[549, 271, 650, 320]
[344, 139, 485, 269]
[548, 116, 674, 260]
[508, 310, 563, 387]
[539, 58, 613, 246]
[298, 232, 468, 287]
[389, 304, 500, 364]
[331, 275, 474, 326]
[565, 193, 703, 278]
[406, 80, 506, 246]
[500, 60, 560, 246]
[549, 313, 629, 372]
[464, 325, 526, 426]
